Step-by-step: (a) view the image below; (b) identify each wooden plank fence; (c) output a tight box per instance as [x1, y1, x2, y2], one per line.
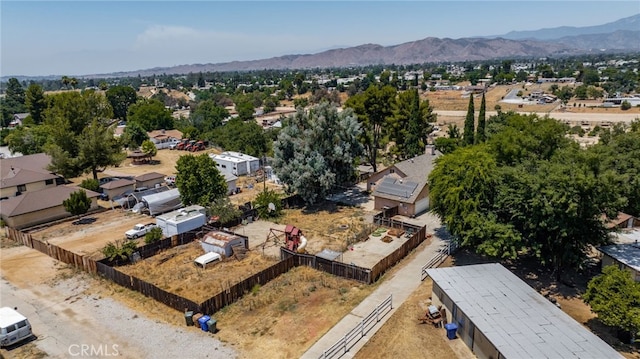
[281, 248, 372, 284]
[370, 226, 426, 283]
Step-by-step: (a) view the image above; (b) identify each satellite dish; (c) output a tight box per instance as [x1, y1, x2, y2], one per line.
[268, 202, 276, 212]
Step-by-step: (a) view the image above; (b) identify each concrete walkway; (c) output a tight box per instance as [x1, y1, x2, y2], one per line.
[301, 230, 447, 358]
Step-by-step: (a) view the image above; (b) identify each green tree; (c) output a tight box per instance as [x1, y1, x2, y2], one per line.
[63, 189, 92, 216]
[235, 100, 255, 121]
[175, 154, 227, 206]
[621, 100, 631, 110]
[75, 120, 126, 180]
[211, 118, 269, 157]
[5, 78, 26, 113]
[105, 85, 138, 121]
[121, 121, 149, 148]
[190, 99, 229, 132]
[389, 89, 436, 159]
[208, 197, 242, 224]
[463, 93, 475, 145]
[476, 92, 487, 143]
[584, 265, 640, 341]
[5, 125, 49, 155]
[273, 103, 362, 204]
[344, 85, 396, 172]
[127, 99, 174, 131]
[25, 84, 46, 124]
[141, 139, 157, 158]
[254, 188, 282, 219]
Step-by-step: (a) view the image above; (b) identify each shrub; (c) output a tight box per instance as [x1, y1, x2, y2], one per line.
[79, 178, 100, 192]
[621, 100, 631, 111]
[144, 227, 163, 244]
[102, 240, 138, 263]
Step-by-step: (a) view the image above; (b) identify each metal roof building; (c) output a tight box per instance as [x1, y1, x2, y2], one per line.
[426, 263, 622, 359]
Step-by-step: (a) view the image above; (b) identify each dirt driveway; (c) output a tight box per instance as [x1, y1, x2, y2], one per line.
[29, 210, 154, 258]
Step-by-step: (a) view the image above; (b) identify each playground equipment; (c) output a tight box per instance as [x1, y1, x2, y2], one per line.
[266, 224, 307, 253]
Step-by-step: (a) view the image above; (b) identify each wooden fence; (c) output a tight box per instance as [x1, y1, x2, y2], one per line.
[6, 227, 98, 273]
[280, 248, 373, 284]
[95, 260, 200, 312]
[199, 256, 295, 314]
[369, 224, 427, 283]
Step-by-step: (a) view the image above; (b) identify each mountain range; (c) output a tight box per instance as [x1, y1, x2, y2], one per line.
[9, 14, 640, 80]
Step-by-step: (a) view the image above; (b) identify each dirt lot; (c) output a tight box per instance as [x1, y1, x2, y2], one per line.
[117, 241, 279, 303]
[28, 210, 153, 259]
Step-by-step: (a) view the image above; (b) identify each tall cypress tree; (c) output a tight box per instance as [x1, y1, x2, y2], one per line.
[463, 93, 475, 146]
[476, 92, 487, 143]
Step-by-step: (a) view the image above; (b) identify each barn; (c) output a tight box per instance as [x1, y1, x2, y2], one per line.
[426, 263, 622, 359]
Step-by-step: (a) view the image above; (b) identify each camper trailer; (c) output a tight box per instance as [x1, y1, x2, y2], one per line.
[156, 205, 207, 237]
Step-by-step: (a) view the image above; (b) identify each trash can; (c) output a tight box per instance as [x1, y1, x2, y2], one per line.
[206, 318, 217, 333]
[445, 323, 458, 340]
[198, 315, 211, 332]
[184, 311, 194, 326]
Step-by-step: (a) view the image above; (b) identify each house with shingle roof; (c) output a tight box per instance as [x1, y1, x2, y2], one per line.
[99, 178, 136, 200]
[367, 145, 441, 217]
[0, 186, 100, 229]
[0, 153, 64, 199]
[147, 129, 182, 149]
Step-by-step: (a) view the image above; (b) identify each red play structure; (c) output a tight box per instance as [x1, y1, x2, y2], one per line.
[266, 224, 308, 252]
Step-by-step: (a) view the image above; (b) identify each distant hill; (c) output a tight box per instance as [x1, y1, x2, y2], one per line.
[498, 14, 640, 40]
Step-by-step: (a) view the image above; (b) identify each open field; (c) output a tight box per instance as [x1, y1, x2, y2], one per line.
[117, 241, 279, 303]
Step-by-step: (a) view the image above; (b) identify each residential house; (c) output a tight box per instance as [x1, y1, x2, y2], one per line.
[0, 153, 63, 199]
[135, 172, 166, 189]
[426, 263, 623, 359]
[604, 212, 637, 230]
[9, 113, 29, 128]
[0, 186, 100, 229]
[367, 145, 441, 217]
[598, 242, 640, 282]
[147, 129, 183, 150]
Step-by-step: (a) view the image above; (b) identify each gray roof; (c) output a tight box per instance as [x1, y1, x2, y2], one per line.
[598, 243, 640, 272]
[372, 176, 423, 204]
[426, 263, 622, 359]
[393, 152, 441, 180]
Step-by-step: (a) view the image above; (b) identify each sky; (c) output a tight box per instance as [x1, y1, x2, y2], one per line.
[1, 1, 639, 77]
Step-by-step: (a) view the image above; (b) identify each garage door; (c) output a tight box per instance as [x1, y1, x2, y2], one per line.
[415, 197, 429, 215]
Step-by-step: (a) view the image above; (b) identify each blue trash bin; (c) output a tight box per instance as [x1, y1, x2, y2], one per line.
[445, 323, 458, 340]
[198, 315, 211, 332]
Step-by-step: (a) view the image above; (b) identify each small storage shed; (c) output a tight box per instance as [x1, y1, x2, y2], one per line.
[100, 178, 135, 200]
[135, 172, 166, 189]
[200, 230, 248, 258]
[598, 242, 640, 282]
[209, 154, 247, 176]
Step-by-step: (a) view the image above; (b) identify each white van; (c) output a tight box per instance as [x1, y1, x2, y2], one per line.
[0, 307, 32, 347]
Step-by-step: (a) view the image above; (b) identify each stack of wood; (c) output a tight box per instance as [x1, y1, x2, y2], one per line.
[232, 245, 248, 260]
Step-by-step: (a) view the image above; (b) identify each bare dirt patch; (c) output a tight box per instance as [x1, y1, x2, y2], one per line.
[117, 241, 279, 303]
[28, 210, 152, 258]
[355, 277, 458, 359]
[213, 266, 374, 359]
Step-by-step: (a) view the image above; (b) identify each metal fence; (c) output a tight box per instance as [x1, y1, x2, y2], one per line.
[420, 239, 459, 281]
[319, 294, 393, 359]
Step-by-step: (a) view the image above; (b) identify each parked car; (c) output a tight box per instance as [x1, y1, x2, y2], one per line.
[125, 223, 157, 239]
[0, 307, 33, 347]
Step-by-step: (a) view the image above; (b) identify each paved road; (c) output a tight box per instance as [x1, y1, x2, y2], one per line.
[434, 110, 639, 123]
[301, 213, 448, 359]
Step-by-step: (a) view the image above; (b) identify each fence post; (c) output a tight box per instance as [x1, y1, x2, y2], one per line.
[390, 294, 393, 309]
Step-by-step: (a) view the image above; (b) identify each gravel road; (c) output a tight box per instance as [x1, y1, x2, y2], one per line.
[1, 266, 237, 358]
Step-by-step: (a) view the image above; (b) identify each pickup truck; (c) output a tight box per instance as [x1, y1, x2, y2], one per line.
[125, 223, 157, 239]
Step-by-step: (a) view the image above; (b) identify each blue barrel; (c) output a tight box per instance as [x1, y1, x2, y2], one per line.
[445, 323, 458, 340]
[198, 315, 211, 332]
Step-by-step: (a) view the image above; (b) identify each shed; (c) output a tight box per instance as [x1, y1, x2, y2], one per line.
[221, 151, 260, 175]
[100, 178, 135, 200]
[141, 188, 182, 216]
[135, 172, 166, 189]
[209, 154, 247, 176]
[223, 172, 238, 195]
[597, 242, 640, 282]
[426, 263, 622, 359]
[200, 230, 248, 258]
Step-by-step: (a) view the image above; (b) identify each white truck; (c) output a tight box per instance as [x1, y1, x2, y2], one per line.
[125, 223, 157, 239]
